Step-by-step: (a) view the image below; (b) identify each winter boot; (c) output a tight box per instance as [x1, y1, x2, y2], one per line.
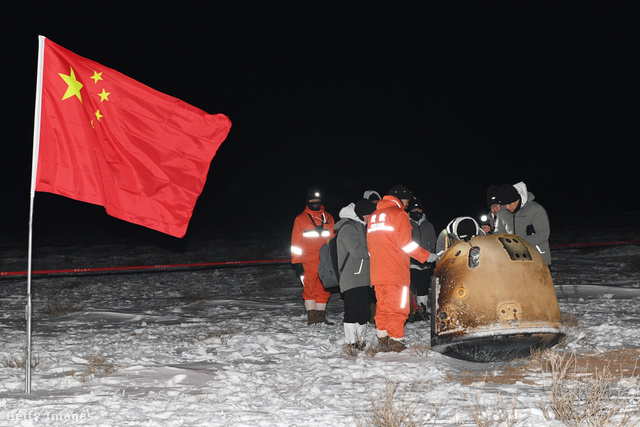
[316, 310, 334, 325]
[307, 309, 320, 325]
[354, 323, 367, 350]
[389, 338, 407, 353]
[344, 323, 357, 345]
[375, 336, 390, 353]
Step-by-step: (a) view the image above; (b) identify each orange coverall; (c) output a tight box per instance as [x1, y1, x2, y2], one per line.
[367, 196, 430, 340]
[291, 205, 335, 303]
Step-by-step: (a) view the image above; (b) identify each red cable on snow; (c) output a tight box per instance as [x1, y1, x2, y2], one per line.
[0, 259, 292, 277]
[1, 240, 638, 277]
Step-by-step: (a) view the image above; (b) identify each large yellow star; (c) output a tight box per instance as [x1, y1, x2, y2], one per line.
[91, 71, 103, 84]
[98, 89, 111, 102]
[59, 66, 83, 102]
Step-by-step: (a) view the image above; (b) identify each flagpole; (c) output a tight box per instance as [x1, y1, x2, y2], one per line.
[26, 35, 46, 395]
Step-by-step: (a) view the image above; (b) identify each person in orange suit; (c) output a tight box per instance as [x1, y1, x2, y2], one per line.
[291, 188, 335, 325]
[367, 185, 439, 352]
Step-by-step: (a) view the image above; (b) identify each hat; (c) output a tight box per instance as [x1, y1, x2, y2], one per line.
[497, 184, 519, 205]
[388, 184, 412, 200]
[354, 198, 376, 220]
[363, 190, 381, 202]
[306, 187, 322, 201]
[486, 185, 500, 207]
[409, 197, 423, 211]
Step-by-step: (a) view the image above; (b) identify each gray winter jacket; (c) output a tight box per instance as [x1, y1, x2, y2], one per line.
[410, 214, 437, 270]
[335, 203, 371, 293]
[496, 182, 552, 265]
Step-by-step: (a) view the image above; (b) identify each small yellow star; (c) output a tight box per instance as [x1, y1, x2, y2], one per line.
[59, 66, 83, 102]
[98, 89, 111, 102]
[95, 109, 104, 122]
[91, 71, 103, 84]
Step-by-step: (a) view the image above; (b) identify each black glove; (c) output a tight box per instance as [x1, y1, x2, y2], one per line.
[293, 263, 304, 276]
[526, 224, 536, 235]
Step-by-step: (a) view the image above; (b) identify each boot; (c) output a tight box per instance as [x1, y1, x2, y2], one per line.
[354, 323, 367, 350]
[307, 309, 319, 325]
[375, 336, 390, 353]
[316, 310, 334, 325]
[344, 323, 357, 345]
[389, 338, 407, 353]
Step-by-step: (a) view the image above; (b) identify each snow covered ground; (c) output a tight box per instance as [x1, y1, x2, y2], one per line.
[1, 218, 640, 426]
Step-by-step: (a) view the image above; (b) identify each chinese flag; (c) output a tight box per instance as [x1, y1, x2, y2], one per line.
[36, 37, 231, 238]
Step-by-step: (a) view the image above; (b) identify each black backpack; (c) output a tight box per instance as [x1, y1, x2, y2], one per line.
[318, 227, 349, 290]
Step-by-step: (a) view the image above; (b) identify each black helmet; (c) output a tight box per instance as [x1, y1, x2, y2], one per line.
[388, 184, 412, 200]
[306, 188, 322, 201]
[486, 185, 500, 207]
[408, 197, 423, 211]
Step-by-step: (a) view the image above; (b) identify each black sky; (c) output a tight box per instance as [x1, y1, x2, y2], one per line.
[3, 3, 639, 244]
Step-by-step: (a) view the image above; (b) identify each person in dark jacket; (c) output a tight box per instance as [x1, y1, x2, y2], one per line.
[335, 198, 376, 349]
[407, 197, 437, 321]
[496, 182, 552, 265]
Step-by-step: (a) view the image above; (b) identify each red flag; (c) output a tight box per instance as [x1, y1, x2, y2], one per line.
[36, 38, 231, 238]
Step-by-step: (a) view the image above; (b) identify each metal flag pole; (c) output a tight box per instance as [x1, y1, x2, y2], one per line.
[26, 35, 46, 394]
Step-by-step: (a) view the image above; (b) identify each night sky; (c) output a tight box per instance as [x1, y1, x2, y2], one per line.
[4, 3, 639, 244]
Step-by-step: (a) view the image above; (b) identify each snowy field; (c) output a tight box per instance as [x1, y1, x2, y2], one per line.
[1, 216, 640, 426]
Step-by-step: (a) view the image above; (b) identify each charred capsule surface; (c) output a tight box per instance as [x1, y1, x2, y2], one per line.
[430, 234, 564, 362]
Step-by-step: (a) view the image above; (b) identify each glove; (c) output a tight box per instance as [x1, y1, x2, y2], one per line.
[426, 252, 440, 263]
[293, 263, 304, 276]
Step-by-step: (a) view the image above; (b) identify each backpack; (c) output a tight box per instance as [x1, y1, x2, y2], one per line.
[318, 227, 349, 290]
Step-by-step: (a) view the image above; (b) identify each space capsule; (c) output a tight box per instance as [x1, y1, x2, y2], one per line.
[430, 233, 564, 362]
